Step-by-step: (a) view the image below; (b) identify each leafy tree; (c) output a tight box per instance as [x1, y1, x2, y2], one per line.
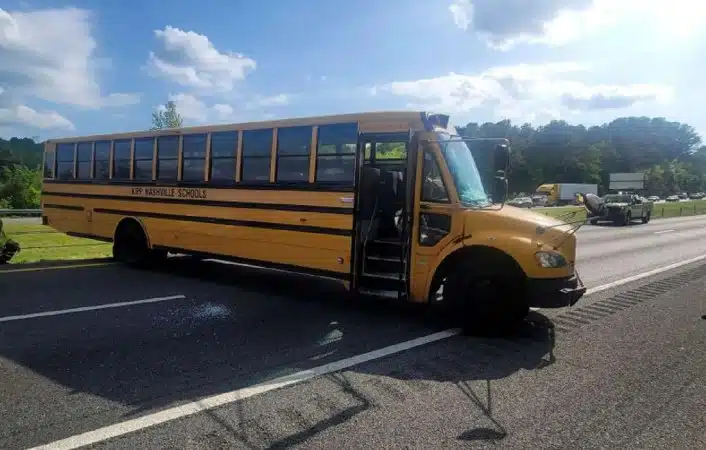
[151, 100, 184, 130]
[0, 165, 42, 209]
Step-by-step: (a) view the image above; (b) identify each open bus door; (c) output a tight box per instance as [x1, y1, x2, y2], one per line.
[352, 131, 413, 299]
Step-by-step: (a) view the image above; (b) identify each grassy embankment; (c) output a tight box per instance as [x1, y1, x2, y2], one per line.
[1, 221, 111, 264]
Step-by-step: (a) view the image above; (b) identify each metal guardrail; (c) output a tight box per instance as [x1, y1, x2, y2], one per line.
[0, 209, 41, 217]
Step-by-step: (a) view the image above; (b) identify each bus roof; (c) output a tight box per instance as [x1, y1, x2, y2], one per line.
[46, 110, 439, 144]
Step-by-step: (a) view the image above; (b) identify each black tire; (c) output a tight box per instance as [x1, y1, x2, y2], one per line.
[641, 211, 651, 224]
[589, 218, 599, 225]
[113, 220, 163, 267]
[444, 256, 528, 336]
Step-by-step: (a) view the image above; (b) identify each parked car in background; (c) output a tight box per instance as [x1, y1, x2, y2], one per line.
[531, 194, 548, 206]
[647, 196, 660, 202]
[508, 196, 534, 208]
[666, 195, 680, 202]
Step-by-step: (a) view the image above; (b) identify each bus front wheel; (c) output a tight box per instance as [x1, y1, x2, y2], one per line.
[444, 257, 527, 336]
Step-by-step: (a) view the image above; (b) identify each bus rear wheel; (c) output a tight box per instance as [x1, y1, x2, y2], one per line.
[444, 258, 528, 336]
[113, 220, 165, 267]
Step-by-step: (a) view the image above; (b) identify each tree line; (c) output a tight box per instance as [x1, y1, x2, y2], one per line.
[457, 117, 706, 197]
[1, 105, 704, 209]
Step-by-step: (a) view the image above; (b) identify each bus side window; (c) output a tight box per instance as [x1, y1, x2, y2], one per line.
[133, 138, 154, 181]
[182, 134, 207, 182]
[315, 123, 357, 185]
[76, 142, 92, 179]
[241, 129, 272, 183]
[421, 150, 449, 203]
[113, 140, 131, 180]
[44, 150, 55, 179]
[209, 131, 238, 184]
[94, 141, 111, 180]
[157, 135, 179, 181]
[276, 126, 311, 183]
[56, 143, 75, 180]
[375, 142, 407, 161]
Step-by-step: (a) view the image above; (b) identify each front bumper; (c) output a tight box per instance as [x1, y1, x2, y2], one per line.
[526, 272, 586, 308]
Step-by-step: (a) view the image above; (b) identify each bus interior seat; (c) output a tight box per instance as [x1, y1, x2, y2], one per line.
[376, 167, 405, 238]
[359, 166, 381, 223]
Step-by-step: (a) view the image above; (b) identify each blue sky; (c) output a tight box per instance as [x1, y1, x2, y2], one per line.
[1, 0, 705, 141]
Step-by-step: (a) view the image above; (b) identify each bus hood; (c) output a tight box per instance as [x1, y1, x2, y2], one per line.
[498, 205, 569, 230]
[464, 204, 574, 246]
[462, 205, 578, 274]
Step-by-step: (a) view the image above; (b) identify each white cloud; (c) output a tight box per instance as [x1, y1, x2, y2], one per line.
[449, 0, 472, 30]
[449, 0, 706, 49]
[157, 93, 289, 125]
[0, 7, 140, 108]
[147, 26, 256, 94]
[373, 62, 672, 123]
[0, 104, 74, 131]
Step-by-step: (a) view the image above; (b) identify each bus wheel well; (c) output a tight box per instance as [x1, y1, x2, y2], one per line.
[113, 217, 161, 265]
[428, 245, 526, 302]
[114, 217, 149, 248]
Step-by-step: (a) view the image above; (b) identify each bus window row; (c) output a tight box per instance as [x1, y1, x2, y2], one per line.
[44, 123, 363, 185]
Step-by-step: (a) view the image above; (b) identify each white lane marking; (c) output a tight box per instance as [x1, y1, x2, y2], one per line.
[29, 328, 460, 450]
[585, 254, 706, 296]
[0, 295, 187, 323]
[654, 229, 675, 234]
[26, 253, 706, 448]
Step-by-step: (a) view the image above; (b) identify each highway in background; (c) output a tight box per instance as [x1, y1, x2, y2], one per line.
[576, 215, 706, 287]
[0, 215, 704, 449]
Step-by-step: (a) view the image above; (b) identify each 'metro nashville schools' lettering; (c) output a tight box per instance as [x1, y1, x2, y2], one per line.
[131, 187, 207, 199]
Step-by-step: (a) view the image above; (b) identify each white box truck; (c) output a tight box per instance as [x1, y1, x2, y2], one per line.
[535, 183, 599, 206]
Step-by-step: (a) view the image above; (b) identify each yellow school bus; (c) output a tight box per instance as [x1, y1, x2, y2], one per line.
[41, 111, 585, 332]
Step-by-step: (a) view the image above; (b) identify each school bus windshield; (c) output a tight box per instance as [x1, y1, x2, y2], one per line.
[436, 132, 491, 207]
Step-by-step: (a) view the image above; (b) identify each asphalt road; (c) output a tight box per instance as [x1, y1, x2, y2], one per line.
[0, 216, 705, 449]
[576, 215, 706, 287]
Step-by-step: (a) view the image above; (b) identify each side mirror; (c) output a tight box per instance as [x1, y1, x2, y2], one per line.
[493, 144, 510, 174]
[492, 171, 508, 204]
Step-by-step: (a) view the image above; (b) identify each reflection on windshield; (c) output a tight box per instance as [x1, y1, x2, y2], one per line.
[436, 132, 491, 207]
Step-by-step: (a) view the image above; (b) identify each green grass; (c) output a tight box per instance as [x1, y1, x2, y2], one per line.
[537, 200, 706, 222]
[2, 222, 111, 264]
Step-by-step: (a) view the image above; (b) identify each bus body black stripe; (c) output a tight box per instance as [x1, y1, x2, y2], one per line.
[43, 203, 84, 211]
[42, 178, 355, 193]
[94, 208, 352, 237]
[41, 191, 353, 215]
[154, 246, 351, 281]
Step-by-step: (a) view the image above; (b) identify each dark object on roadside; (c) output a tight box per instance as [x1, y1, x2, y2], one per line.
[0, 219, 21, 264]
[583, 193, 604, 217]
[585, 193, 653, 226]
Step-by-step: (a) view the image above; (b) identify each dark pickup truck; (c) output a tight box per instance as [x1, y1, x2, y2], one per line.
[587, 193, 653, 226]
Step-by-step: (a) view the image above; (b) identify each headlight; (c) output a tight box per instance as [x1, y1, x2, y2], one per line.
[535, 251, 567, 268]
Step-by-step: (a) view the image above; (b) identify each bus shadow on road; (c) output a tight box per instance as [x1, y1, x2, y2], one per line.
[0, 256, 557, 447]
[143, 313, 556, 449]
